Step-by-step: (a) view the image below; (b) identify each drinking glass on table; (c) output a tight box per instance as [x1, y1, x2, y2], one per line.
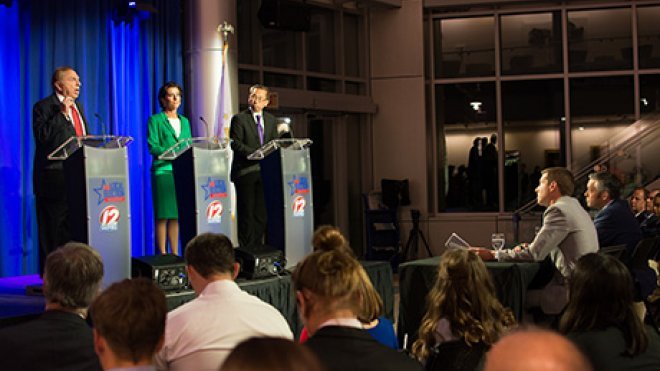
[491, 233, 505, 250]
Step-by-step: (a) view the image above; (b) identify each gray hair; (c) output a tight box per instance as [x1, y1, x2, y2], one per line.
[588, 172, 621, 200]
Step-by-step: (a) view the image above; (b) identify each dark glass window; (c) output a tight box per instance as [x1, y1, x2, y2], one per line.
[502, 80, 565, 211]
[263, 28, 302, 69]
[568, 8, 632, 72]
[637, 6, 660, 69]
[308, 77, 339, 93]
[264, 72, 302, 89]
[570, 76, 635, 172]
[436, 82, 496, 211]
[307, 7, 336, 74]
[344, 13, 362, 77]
[500, 12, 562, 75]
[434, 17, 495, 78]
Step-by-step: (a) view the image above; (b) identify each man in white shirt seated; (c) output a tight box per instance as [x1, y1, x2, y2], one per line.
[154, 233, 293, 371]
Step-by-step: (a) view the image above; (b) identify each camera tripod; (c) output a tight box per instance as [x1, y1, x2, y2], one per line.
[401, 209, 432, 261]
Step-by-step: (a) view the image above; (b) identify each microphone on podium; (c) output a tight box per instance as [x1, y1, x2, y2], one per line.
[94, 113, 108, 137]
[200, 116, 211, 138]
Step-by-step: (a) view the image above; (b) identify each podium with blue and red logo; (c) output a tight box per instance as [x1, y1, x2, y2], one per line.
[48, 135, 133, 288]
[248, 139, 314, 267]
[160, 138, 233, 253]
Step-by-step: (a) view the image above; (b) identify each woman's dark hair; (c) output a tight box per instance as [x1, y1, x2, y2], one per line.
[559, 253, 648, 356]
[157, 81, 182, 109]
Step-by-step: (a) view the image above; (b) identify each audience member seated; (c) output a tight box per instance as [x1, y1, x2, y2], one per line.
[0, 242, 104, 371]
[154, 233, 293, 371]
[411, 249, 516, 370]
[472, 167, 598, 314]
[631, 187, 655, 227]
[298, 225, 399, 349]
[585, 172, 656, 299]
[220, 337, 323, 371]
[294, 249, 423, 371]
[585, 172, 642, 257]
[559, 253, 660, 371]
[484, 328, 592, 371]
[647, 189, 660, 215]
[90, 278, 166, 370]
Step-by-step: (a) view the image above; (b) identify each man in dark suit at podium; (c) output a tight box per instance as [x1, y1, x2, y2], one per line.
[32, 66, 89, 274]
[230, 84, 283, 248]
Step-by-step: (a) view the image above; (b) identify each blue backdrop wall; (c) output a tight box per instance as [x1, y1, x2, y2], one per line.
[0, 0, 184, 276]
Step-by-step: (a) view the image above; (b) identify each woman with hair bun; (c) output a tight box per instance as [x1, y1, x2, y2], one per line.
[298, 226, 398, 349]
[294, 249, 422, 371]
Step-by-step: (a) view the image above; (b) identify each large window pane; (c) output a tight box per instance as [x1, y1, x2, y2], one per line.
[436, 82, 496, 211]
[568, 8, 632, 72]
[570, 76, 635, 173]
[500, 12, 562, 75]
[434, 17, 495, 78]
[502, 80, 565, 211]
[264, 72, 302, 89]
[237, 0, 259, 65]
[344, 13, 363, 77]
[307, 7, 336, 74]
[638, 6, 660, 69]
[263, 28, 302, 69]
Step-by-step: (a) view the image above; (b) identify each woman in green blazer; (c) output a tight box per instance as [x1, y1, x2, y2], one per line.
[147, 81, 192, 255]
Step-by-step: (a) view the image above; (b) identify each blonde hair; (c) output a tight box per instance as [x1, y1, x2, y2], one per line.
[293, 249, 369, 318]
[310, 226, 382, 322]
[312, 225, 354, 256]
[411, 249, 516, 360]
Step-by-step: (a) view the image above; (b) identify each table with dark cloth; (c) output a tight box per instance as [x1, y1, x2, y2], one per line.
[397, 256, 540, 345]
[235, 260, 394, 336]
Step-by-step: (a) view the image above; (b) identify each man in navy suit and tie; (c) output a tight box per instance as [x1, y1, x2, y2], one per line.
[32, 66, 89, 274]
[585, 172, 655, 298]
[230, 84, 287, 248]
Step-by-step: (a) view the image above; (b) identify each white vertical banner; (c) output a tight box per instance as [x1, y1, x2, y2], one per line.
[214, 38, 233, 139]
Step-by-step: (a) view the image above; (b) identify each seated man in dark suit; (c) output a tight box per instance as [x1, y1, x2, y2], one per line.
[0, 243, 104, 371]
[585, 172, 655, 298]
[585, 172, 642, 256]
[91, 278, 167, 370]
[630, 187, 657, 238]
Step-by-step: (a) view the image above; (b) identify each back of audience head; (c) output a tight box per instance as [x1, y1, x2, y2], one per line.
[43, 242, 104, 310]
[484, 328, 592, 371]
[184, 233, 237, 291]
[220, 337, 323, 371]
[559, 253, 648, 356]
[293, 249, 364, 331]
[412, 249, 515, 360]
[310, 225, 381, 322]
[91, 278, 167, 368]
[312, 225, 353, 256]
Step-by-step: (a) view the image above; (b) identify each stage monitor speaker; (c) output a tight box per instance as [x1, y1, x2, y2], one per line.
[132, 255, 189, 292]
[235, 246, 286, 279]
[258, 0, 311, 32]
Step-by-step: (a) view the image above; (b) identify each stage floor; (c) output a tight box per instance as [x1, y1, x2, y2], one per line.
[0, 275, 45, 327]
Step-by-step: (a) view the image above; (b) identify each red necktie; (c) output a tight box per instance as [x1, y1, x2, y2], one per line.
[70, 106, 84, 137]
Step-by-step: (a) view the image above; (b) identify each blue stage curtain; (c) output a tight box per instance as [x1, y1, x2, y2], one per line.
[0, 0, 183, 276]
